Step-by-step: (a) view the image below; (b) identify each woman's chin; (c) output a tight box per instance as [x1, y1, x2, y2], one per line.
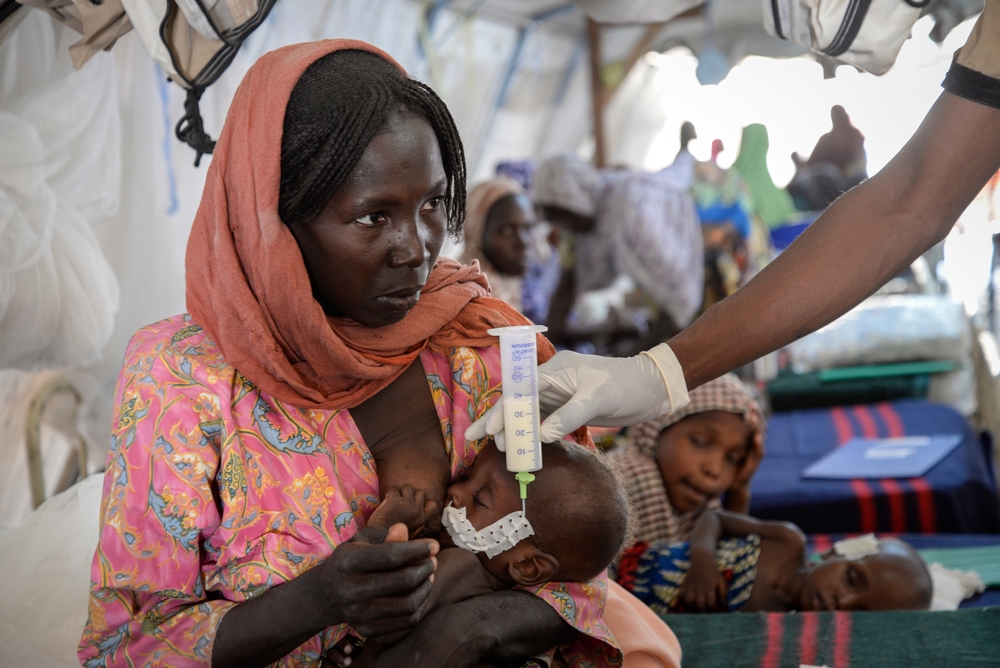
[348, 307, 412, 329]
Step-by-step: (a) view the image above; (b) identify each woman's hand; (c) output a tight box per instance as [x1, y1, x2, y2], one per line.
[677, 549, 728, 613]
[212, 524, 438, 668]
[318, 523, 440, 638]
[371, 590, 574, 668]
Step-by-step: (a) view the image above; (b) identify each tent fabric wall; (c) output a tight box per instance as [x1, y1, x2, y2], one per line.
[0, 0, 617, 529]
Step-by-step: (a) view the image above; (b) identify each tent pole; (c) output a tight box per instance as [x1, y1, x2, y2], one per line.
[587, 18, 606, 168]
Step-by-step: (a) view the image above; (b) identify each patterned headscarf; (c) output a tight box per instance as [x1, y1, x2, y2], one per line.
[628, 374, 766, 458]
[612, 374, 766, 544]
[459, 178, 527, 310]
[534, 154, 602, 218]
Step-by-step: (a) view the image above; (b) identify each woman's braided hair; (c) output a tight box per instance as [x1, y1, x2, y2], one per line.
[279, 49, 467, 239]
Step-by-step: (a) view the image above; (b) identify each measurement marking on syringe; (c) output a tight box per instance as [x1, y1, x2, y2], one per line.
[503, 398, 541, 471]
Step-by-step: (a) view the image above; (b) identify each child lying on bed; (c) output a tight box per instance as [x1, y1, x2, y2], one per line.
[615, 510, 933, 614]
[611, 374, 767, 546]
[329, 438, 631, 667]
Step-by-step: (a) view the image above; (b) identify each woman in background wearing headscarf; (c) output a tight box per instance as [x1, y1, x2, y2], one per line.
[533, 154, 624, 344]
[459, 178, 535, 312]
[600, 167, 704, 342]
[692, 139, 774, 311]
[789, 105, 868, 211]
[535, 154, 702, 349]
[732, 123, 797, 229]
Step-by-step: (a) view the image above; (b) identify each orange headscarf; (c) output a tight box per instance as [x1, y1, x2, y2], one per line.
[185, 40, 553, 412]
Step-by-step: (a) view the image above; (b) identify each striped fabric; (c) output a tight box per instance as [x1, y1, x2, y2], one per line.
[668, 608, 1000, 668]
[751, 400, 1000, 535]
[830, 403, 937, 534]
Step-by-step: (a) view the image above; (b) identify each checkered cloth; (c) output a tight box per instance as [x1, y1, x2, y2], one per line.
[611, 374, 766, 544]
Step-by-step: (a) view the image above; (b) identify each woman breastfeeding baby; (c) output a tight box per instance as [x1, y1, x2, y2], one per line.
[79, 41, 680, 668]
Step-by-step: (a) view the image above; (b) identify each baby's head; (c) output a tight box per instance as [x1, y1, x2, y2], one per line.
[445, 438, 630, 586]
[800, 537, 932, 611]
[627, 374, 765, 513]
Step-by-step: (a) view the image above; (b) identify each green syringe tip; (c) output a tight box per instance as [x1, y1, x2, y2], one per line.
[515, 471, 536, 500]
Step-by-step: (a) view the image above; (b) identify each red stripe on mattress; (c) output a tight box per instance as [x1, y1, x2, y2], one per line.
[828, 408, 877, 532]
[876, 403, 905, 437]
[851, 479, 878, 533]
[852, 405, 879, 438]
[848, 407, 880, 532]
[812, 534, 832, 555]
[876, 404, 935, 532]
[880, 478, 907, 532]
[908, 477, 938, 533]
[831, 407, 853, 445]
[834, 611, 852, 668]
[799, 612, 819, 666]
[762, 613, 784, 668]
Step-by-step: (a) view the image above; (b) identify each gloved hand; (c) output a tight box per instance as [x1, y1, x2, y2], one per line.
[466, 343, 689, 449]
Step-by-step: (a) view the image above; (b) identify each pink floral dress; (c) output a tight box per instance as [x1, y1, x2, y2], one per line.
[78, 314, 620, 668]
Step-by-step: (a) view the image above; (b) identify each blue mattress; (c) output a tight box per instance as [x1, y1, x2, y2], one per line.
[806, 533, 1000, 608]
[749, 400, 1000, 534]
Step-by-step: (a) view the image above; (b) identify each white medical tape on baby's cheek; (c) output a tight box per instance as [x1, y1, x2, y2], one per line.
[440, 505, 535, 559]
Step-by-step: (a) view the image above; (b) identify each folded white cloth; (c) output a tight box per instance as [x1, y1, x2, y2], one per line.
[929, 561, 985, 611]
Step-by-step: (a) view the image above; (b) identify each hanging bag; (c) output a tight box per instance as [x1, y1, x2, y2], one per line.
[121, 0, 278, 164]
[764, 0, 932, 75]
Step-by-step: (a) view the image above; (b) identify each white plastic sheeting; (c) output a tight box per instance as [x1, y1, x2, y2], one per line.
[0, 20, 120, 371]
[789, 295, 973, 373]
[0, 474, 103, 668]
[788, 294, 977, 416]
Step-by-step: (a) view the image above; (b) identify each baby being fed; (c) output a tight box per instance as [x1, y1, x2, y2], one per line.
[369, 437, 631, 592]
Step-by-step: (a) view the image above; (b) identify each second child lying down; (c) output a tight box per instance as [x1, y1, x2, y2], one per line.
[615, 510, 932, 614]
[333, 439, 631, 667]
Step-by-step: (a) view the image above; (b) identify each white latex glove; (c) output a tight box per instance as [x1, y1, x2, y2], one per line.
[465, 343, 689, 449]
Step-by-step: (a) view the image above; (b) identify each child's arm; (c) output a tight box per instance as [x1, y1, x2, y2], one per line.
[678, 511, 729, 612]
[679, 511, 804, 612]
[698, 510, 805, 547]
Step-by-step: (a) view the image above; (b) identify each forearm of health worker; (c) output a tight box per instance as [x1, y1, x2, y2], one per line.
[468, 91, 1000, 445]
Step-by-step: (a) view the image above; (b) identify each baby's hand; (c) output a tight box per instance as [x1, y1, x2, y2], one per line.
[367, 486, 440, 538]
[677, 550, 728, 613]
